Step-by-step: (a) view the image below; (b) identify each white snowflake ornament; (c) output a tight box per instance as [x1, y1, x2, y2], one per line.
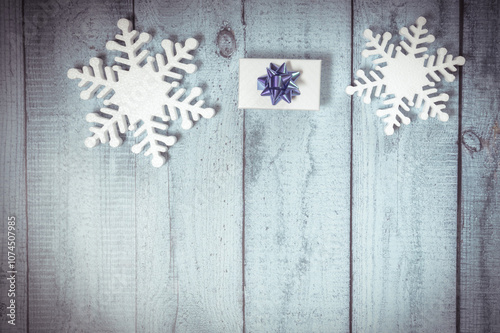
[346, 17, 465, 135]
[68, 18, 215, 167]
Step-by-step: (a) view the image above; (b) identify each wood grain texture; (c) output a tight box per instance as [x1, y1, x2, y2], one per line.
[25, 1, 135, 331]
[351, 1, 460, 332]
[135, 0, 245, 331]
[0, 0, 27, 331]
[460, 0, 500, 331]
[134, 164, 178, 333]
[3, 1, 500, 332]
[129, 9, 178, 332]
[243, 1, 352, 332]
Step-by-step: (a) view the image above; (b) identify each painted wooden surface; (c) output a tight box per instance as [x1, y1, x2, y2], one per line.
[460, 0, 500, 332]
[0, 0, 27, 332]
[134, 1, 244, 331]
[0, 0, 499, 332]
[243, 0, 351, 332]
[351, 1, 460, 332]
[24, 1, 136, 332]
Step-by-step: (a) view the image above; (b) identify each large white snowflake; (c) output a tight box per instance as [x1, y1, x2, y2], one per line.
[68, 18, 215, 167]
[346, 17, 465, 135]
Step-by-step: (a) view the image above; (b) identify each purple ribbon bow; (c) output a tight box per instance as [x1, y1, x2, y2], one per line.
[257, 62, 300, 105]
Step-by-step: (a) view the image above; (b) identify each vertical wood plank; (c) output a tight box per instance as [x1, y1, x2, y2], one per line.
[243, 1, 352, 331]
[0, 1, 27, 331]
[134, 166, 178, 332]
[25, 1, 135, 331]
[135, 0, 244, 331]
[351, 1, 460, 331]
[461, 0, 500, 331]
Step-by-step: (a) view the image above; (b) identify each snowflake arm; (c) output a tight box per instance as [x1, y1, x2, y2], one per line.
[165, 87, 215, 130]
[362, 30, 395, 66]
[67, 58, 117, 100]
[399, 16, 435, 56]
[376, 98, 411, 136]
[415, 87, 450, 121]
[345, 69, 384, 103]
[425, 48, 466, 82]
[147, 38, 199, 81]
[131, 118, 177, 167]
[106, 19, 151, 68]
[85, 107, 127, 148]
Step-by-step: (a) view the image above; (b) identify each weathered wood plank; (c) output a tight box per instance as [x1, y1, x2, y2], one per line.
[25, 1, 135, 331]
[351, 1, 460, 331]
[127, 7, 179, 332]
[134, 165, 178, 332]
[0, 1, 27, 331]
[460, 0, 500, 331]
[135, 0, 244, 331]
[243, 1, 352, 331]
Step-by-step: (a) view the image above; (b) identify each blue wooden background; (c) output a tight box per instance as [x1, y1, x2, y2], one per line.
[1, 0, 499, 332]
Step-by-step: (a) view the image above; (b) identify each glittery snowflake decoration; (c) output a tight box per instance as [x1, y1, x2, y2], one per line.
[346, 17, 465, 135]
[68, 18, 215, 167]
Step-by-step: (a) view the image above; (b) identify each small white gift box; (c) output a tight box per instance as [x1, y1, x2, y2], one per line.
[238, 58, 322, 111]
